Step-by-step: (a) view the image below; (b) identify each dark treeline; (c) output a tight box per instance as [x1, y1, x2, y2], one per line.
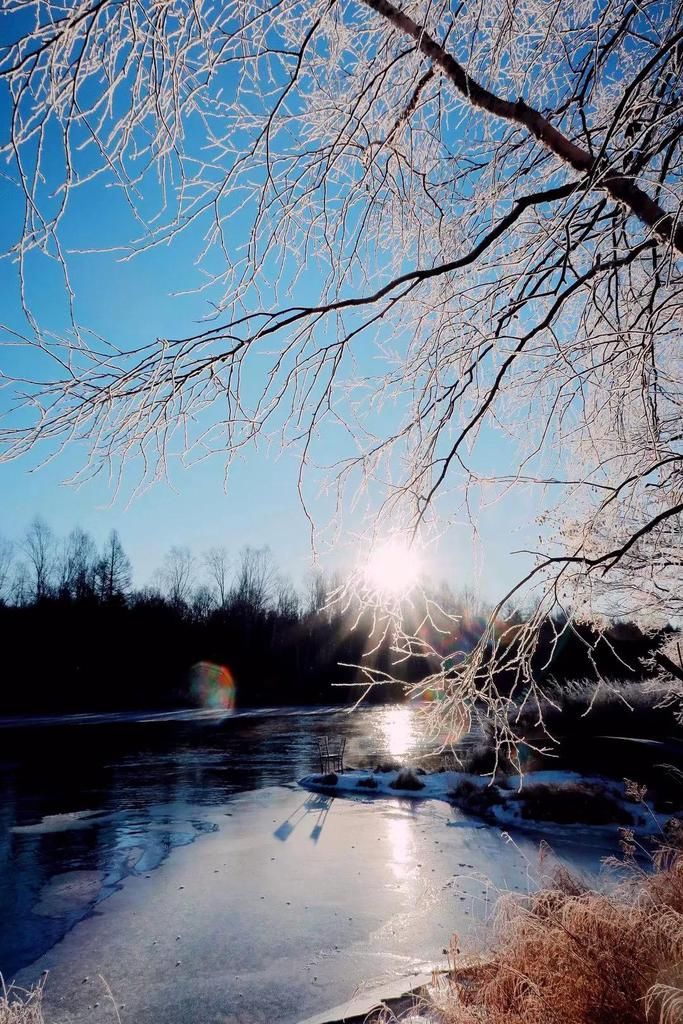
[0, 518, 671, 715]
[0, 519, 409, 713]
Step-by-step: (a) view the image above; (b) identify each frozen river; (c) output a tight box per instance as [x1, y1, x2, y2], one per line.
[1, 705, 619, 1022]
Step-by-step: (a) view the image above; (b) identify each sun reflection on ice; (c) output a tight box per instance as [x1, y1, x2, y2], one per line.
[380, 707, 416, 759]
[386, 816, 413, 882]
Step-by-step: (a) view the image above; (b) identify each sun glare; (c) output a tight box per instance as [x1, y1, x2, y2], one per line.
[381, 707, 416, 758]
[364, 539, 421, 596]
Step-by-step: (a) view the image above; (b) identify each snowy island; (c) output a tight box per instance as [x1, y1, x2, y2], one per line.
[299, 765, 674, 836]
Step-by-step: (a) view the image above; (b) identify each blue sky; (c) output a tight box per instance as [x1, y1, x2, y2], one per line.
[0, 12, 543, 600]
[0, 235, 542, 604]
[0, 204, 540, 597]
[0, 441, 540, 598]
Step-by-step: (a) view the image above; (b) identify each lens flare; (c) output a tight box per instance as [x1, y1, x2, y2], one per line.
[420, 687, 445, 703]
[190, 661, 235, 711]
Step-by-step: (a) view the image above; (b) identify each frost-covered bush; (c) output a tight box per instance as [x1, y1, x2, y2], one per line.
[449, 779, 506, 819]
[0, 980, 45, 1024]
[389, 768, 425, 791]
[512, 783, 633, 826]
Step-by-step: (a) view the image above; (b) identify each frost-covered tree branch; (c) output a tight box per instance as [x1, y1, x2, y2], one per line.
[1, 0, 682, 737]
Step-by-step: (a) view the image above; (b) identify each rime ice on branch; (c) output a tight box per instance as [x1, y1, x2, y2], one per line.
[0, 0, 682, 740]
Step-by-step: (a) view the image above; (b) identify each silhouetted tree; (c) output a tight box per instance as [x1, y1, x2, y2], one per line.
[159, 545, 195, 609]
[231, 546, 276, 616]
[204, 546, 230, 608]
[95, 530, 132, 602]
[276, 578, 300, 621]
[0, 537, 13, 604]
[11, 562, 30, 606]
[58, 527, 97, 600]
[23, 518, 55, 600]
[306, 570, 328, 617]
[191, 585, 216, 621]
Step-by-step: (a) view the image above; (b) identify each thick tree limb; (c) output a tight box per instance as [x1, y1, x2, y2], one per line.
[654, 651, 683, 684]
[361, 0, 683, 253]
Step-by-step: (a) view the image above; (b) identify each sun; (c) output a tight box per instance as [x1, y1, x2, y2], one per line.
[364, 539, 421, 596]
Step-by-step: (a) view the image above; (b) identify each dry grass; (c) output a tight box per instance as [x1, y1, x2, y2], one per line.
[437, 850, 683, 1024]
[0, 980, 44, 1024]
[0, 975, 122, 1024]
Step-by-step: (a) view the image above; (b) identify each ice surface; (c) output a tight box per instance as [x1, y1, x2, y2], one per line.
[12, 809, 121, 834]
[17, 785, 615, 1024]
[32, 871, 104, 918]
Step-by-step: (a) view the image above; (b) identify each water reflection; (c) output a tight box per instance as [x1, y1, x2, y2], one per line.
[379, 707, 417, 759]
